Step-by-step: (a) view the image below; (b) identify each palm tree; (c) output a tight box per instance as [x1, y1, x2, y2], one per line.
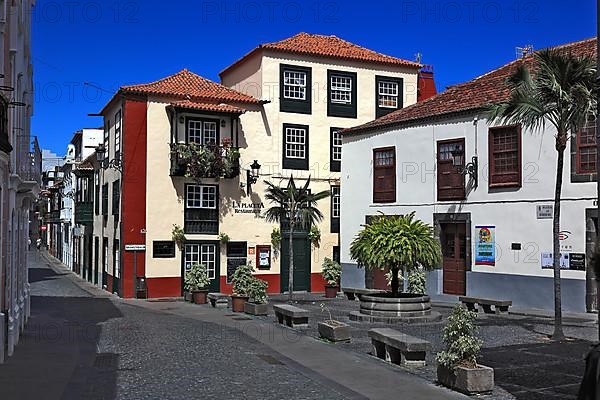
[264, 176, 330, 302]
[349, 212, 441, 296]
[488, 48, 597, 340]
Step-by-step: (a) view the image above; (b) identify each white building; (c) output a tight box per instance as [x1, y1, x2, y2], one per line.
[0, 0, 38, 363]
[340, 38, 597, 313]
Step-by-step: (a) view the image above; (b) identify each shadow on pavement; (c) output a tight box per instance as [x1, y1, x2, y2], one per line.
[481, 340, 590, 400]
[0, 295, 123, 400]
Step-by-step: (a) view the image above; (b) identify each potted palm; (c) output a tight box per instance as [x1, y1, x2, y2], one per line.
[184, 264, 210, 304]
[244, 277, 269, 316]
[321, 257, 341, 298]
[264, 176, 330, 302]
[231, 264, 254, 312]
[349, 212, 442, 322]
[436, 305, 494, 394]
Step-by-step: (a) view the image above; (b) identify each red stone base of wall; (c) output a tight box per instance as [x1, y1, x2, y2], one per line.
[140, 273, 329, 299]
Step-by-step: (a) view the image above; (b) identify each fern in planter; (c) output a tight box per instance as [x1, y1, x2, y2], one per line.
[271, 227, 281, 249]
[308, 225, 321, 247]
[184, 264, 209, 291]
[436, 305, 482, 369]
[172, 224, 186, 248]
[218, 233, 230, 244]
[321, 257, 341, 287]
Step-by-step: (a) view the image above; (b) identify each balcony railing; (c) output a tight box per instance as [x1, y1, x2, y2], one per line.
[170, 143, 240, 179]
[75, 201, 94, 225]
[16, 134, 41, 184]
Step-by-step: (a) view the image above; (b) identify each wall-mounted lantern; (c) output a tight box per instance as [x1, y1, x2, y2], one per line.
[451, 145, 478, 189]
[246, 160, 261, 195]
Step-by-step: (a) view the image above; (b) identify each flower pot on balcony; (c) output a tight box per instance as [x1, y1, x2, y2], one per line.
[231, 295, 249, 312]
[324, 285, 339, 298]
[437, 364, 494, 395]
[192, 290, 208, 305]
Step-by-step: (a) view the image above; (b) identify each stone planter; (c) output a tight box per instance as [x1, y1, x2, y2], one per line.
[244, 302, 268, 316]
[231, 295, 249, 312]
[437, 364, 494, 395]
[324, 285, 339, 298]
[318, 320, 351, 342]
[349, 293, 441, 323]
[184, 291, 193, 302]
[192, 290, 208, 305]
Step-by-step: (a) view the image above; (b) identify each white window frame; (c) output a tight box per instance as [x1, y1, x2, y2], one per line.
[114, 241, 120, 278]
[187, 120, 203, 144]
[186, 185, 217, 209]
[332, 129, 342, 162]
[285, 127, 306, 160]
[184, 243, 216, 280]
[114, 110, 121, 154]
[331, 186, 340, 218]
[203, 121, 217, 145]
[330, 75, 352, 104]
[378, 80, 399, 109]
[283, 70, 307, 100]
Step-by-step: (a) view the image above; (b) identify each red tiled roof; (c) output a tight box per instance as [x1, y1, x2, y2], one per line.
[168, 100, 245, 114]
[220, 32, 421, 77]
[76, 153, 96, 171]
[121, 69, 260, 104]
[343, 38, 597, 136]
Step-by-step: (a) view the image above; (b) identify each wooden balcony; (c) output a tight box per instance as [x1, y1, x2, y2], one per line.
[170, 143, 240, 179]
[75, 202, 94, 225]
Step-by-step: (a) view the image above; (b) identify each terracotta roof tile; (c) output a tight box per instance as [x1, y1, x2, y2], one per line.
[76, 153, 96, 171]
[343, 38, 597, 135]
[169, 100, 245, 114]
[121, 69, 260, 104]
[220, 32, 420, 77]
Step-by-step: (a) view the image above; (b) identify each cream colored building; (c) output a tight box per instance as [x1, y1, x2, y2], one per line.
[95, 33, 421, 298]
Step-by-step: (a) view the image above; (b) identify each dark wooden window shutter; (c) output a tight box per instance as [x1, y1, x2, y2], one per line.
[437, 139, 465, 201]
[373, 147, 396, 203]
[489, 125, 521, 188]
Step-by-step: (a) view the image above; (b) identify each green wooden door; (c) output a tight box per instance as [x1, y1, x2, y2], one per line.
[280, 234, 311, 292]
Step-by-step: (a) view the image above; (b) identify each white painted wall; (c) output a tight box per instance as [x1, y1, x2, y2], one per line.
[341, 113, 595, 284]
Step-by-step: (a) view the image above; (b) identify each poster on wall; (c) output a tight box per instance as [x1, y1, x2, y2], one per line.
[475, 226, 496, 266]
[541, 252, 585, 270]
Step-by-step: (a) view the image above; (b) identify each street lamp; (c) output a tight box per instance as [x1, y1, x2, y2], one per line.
[246, 159, 261, 195]
[94, 143, 122, 172]
[451, 144, 478, 189]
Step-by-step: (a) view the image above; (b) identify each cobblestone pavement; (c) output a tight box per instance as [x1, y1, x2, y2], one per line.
[0, 253, 349, 400]
[266, 293, 595, 400]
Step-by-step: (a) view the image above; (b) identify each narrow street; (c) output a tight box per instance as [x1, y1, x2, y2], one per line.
[0, 252, 352, 400]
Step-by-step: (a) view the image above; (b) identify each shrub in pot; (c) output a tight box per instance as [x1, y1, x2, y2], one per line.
[184, 264, 210, 304]
[436, 305, 494, 394]
[321, 257, 341, 298]
[244, 277, 269, 316]
[231, 264, 254, 312]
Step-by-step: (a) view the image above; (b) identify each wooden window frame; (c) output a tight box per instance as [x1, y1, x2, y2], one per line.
[372, 147, 396, 203]
[437, 138, 466, 201]
[280, 64, 312, 114]
[330, 185, 340, 233]
[330, 127, 342, 172]
[576, 119, 597, 174]
[153, 241, 176, 258]
[282, 123, 309, 170]
[114, 109, 121, 160]
[327, 69, 357, 118]
[375, 75, 404, 118]
[184, 183, 219, 234]
[488, 125, 522, 188]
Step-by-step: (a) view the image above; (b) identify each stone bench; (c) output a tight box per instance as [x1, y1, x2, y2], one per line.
[342, 287, 386, 301]
[459, 296, 512, 314]
[368, 328, 431, 367]
[208, 293, 229, 308]
[273, 304, 309, 328]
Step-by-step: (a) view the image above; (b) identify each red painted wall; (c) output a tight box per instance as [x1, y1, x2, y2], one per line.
[417, 65, 437, 102]
[121, 98, 148, 298]
[218, 273, 326, 295]
[146, 277, 181, 298]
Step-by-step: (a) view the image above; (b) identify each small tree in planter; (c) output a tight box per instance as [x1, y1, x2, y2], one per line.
[172, 224, 186, 249]
[184, 264, 210, 304]
[436, 305, 494, 394]
[321, 257, 341, 298]
[245, 277, 269, 316]
[318, 303, 351, 342]
[407, 268, 427, 295]
[231, 264, 254, 312]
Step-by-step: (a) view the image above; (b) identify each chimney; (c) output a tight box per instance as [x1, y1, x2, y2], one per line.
[417, 65, 437, 102]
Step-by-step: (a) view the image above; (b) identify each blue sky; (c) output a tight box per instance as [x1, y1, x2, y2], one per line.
[32, 0, 597, 154]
